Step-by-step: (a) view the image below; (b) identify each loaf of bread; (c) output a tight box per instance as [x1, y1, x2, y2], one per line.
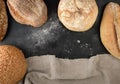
[58, 0, 98, 32]
[100, 2, 120, 59]
[7, 0, 47, 27]
[0, 45, 27, 84]
[0, 0, 8, 40]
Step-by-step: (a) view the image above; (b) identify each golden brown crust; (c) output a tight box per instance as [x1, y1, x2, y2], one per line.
[58, 0, 98, 32]
[100, 2, 120, 59]
[7, 0, 47, 27]
[0, 0, 8, 40]
[0, 45, 27, 84]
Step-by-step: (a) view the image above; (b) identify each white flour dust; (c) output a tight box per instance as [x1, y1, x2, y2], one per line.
[27, 16, 63, 48]
[77, 40, 93, 56]
[80, 43, 89, 48]
[77, 40, 81, 44]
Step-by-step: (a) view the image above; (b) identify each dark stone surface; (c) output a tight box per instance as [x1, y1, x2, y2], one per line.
[1, 0, 119, 59]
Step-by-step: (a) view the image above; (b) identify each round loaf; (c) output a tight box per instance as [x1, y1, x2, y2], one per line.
[58, 0, 98, 32]
[0, 45, 27, 84]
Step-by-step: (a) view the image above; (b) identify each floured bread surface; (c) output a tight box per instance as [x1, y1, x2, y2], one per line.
[58, 0, 98, 32]
[0, 0, 8, 40]
[7, 0, 47, 27]
[100, 2, 120, 59]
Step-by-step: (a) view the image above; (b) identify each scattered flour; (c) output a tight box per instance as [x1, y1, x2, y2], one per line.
[64, 49, 72, 54]
[77, 40, 81, 44]
[77, 41, 93, 56]
[79, 43, 89, 48]
[26, 14, 63, 49]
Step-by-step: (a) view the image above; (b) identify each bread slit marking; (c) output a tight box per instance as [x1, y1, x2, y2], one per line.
[113, 4, 120, 50]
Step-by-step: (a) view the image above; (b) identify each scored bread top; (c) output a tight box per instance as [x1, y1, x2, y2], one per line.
[100, 2, 120, 59]
[7, 0, 47, 27]
[58, 0, 98, 32]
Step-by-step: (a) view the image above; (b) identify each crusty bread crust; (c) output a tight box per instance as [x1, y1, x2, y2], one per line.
[58, 0, 98, 32]
[0, 45, 27, 84]
[7, 0, 47, 27]
[100, 2, 120, 59]
[0, 0, 8, 40]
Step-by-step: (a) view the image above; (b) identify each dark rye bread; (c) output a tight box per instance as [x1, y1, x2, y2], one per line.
[7, 0, 47, 27]
[0, 0, 8, 40]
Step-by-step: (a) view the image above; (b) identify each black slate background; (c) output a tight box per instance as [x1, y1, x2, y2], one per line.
[1, 0, 120, 59]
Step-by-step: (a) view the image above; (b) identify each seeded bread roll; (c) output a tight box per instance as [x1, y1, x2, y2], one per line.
[58, 0, 98, 32]
[7, 0, 47, 27]
[100, 2, 120, 59]
[0, 45, 27, 84]
[0, 0, 8, 40]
